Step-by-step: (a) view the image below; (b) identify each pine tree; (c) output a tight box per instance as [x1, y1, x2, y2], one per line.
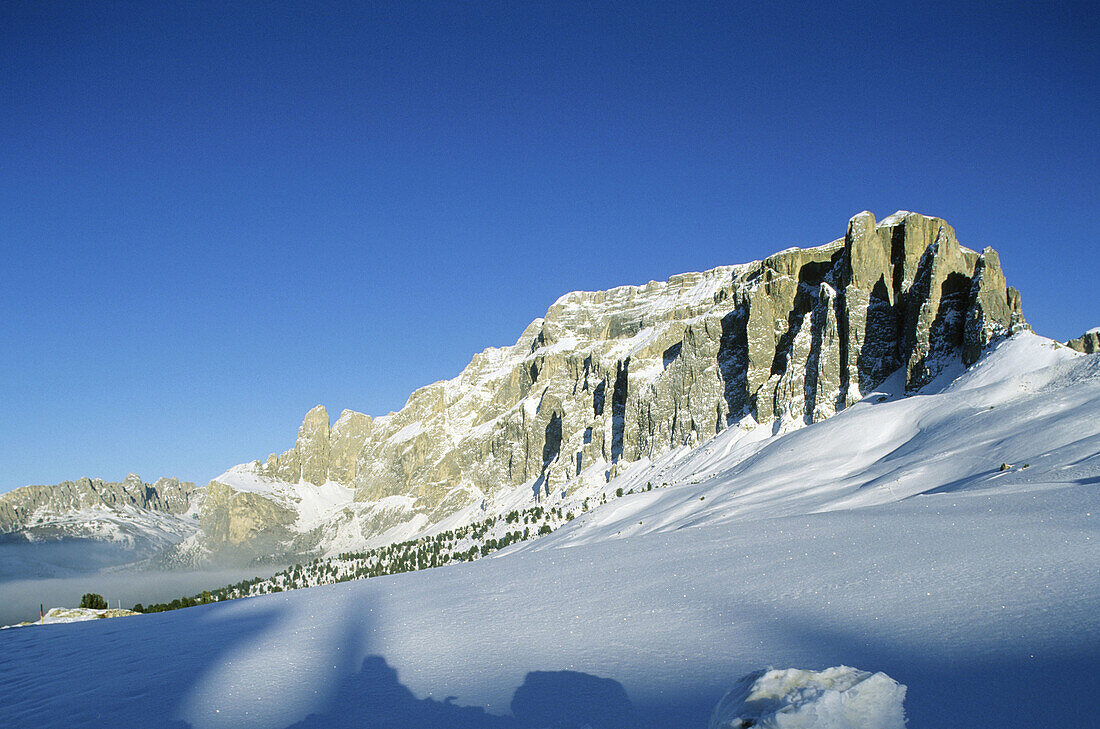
[80, 593, 107, 610]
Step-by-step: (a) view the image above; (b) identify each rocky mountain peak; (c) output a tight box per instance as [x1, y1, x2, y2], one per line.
[837, 210, 1026, 393]
[190, 210, 1029, 563]
[259, 404, 373, 487]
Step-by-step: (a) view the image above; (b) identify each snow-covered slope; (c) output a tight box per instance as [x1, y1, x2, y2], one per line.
[210, 466, 356, 534]
[539, 331, 1095, 546]
[0, 332, 1096, 729]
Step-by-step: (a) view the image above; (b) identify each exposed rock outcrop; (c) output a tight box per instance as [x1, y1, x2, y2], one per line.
[194, 210, 1027, 562]
[196, 481, 297, 561]
[264, 406, 373, 485]
[1067, 330, 1099, 354]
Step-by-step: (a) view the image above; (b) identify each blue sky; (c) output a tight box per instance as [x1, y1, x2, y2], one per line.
[2, 1, 1096, 493]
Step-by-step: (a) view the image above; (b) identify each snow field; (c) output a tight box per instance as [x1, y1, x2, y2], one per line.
[0, 482, 1094, 728]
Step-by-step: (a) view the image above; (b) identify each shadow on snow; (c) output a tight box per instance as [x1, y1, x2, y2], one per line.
[286, 655, 636, 729]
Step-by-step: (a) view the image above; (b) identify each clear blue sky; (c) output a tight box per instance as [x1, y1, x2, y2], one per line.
[2, 1, 1096, 493]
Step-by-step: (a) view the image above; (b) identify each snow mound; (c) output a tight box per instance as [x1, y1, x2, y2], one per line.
[3, 606, 139, 629]
[709, 666, 906, 729]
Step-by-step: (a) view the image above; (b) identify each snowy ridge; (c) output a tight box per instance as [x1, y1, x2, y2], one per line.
[13, 503, 198, 548]
[547, 264, 745, 313]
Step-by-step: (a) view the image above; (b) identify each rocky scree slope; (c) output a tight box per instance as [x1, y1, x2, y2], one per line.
[184, 210, 1026, 564]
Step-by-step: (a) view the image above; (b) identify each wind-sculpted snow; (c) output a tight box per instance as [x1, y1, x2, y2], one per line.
[709, 666, 907, 729]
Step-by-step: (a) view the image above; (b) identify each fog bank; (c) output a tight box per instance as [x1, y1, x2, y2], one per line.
[0, 565, 285, 625]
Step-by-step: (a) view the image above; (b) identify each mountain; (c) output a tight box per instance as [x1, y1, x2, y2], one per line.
[3, 329, 1095, 729]
[2, 209, 1095, 728]
[0, 474, 197, 547]
[0, 209, 1033, 568]
[191, 327, 1099, 601]
[178, 209, 1028, 564]
[0, 474, 199, 578]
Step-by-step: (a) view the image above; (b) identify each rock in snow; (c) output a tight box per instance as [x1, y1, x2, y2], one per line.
[709, 666, 907, 729]
[1066, 329, 1099, 354]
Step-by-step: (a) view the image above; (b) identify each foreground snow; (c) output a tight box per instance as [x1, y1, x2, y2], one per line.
[0, 334, 1096, 728]
[0, 484, 1093, 728]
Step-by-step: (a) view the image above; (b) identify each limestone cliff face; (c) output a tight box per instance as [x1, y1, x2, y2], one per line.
[1067, 330, 1099, 354]
[340, 210, 1023, 502]
[199, 210, 1026, 560]
[194, 480, 298, 562]
[264, 406, 373, 486]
